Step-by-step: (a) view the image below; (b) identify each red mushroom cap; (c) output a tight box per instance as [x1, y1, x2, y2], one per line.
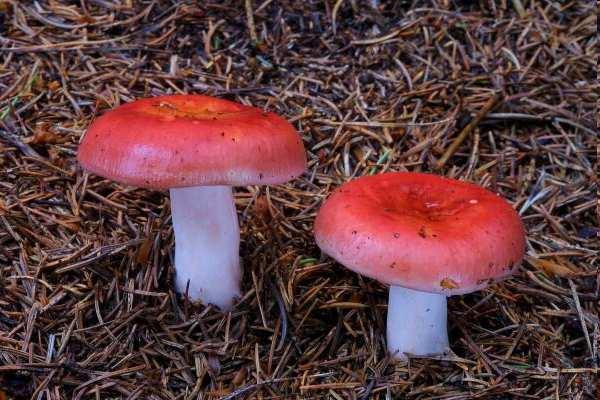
[314, 172, 526, 295]
[77, 95, 306, 188]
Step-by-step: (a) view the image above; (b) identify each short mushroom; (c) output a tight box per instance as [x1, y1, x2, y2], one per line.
[78, 95, 306, 310]
[314, 172, 525, 358]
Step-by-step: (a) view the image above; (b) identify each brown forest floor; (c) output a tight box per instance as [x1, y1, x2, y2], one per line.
[0, 1, 598, 399]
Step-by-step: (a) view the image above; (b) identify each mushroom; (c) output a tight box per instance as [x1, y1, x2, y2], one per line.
[78, 95, 306, 310]
[314, 172, 525, 358]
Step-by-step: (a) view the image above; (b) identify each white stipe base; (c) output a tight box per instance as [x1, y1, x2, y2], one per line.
[170, 185, 241, 310]
[387, 285, 450, 359]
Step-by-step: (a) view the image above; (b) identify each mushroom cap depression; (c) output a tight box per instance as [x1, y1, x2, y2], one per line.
[314, 173, 526, 295]
[77, 95, 306, 188]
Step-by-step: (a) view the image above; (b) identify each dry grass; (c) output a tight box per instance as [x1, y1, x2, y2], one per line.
[0, 1, 598, 399]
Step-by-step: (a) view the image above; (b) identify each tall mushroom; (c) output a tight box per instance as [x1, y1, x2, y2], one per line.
[78, 95, 306, 310]
[314, 172, 525, 358]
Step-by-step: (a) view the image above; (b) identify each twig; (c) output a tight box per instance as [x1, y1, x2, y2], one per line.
[220, 377, 292, 400]
[268, 279, 288, 351]
[0, 119, 41, 158]
[245, 0, 257, 43]
[485, 112, 547, 122]
[331, 0, 344, 35]
[314, 117, 453, 128]
[435, 92, 502, 169]
[511, 0, 527, 18]
[351, 22, 418, 45]
[568, 279, 594, 360]
[553, 117, 598, 137]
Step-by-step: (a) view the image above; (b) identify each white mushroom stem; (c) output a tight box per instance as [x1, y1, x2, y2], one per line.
[170, 185, 241, 310]
[387, 285, 449, 359]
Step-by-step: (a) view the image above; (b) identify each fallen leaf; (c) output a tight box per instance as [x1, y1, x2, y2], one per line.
[232, 367, 246, 386]
[25, 125, 64, 145]
[527, 256, 577, 278]
[136, 237, 153, 265]
[254, 195, 271, 222]
[47, 80, 61, 91]
[440, 277, 459, 289]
